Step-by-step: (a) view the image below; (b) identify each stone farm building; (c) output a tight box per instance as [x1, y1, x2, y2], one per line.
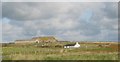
[32, 36, 58, 43]
[15, 36, 58, 43]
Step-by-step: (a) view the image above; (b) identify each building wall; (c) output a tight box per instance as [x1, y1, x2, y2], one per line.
[37, 39, 57, 43]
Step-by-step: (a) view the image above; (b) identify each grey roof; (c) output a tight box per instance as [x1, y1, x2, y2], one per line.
[64, 43, 75, 46]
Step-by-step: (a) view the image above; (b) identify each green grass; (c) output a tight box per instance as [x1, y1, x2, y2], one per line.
[2, 42, 118, 60]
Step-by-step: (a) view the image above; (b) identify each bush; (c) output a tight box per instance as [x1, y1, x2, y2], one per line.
[55, 45, 63, 48]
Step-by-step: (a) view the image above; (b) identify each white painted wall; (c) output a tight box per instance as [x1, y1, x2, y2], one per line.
[74, 42, 80, 48]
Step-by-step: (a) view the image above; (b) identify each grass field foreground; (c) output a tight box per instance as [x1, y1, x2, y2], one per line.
[2, 42, 119, 60]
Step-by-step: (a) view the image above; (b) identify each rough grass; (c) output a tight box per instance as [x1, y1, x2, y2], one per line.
[2, 42, 118, 60]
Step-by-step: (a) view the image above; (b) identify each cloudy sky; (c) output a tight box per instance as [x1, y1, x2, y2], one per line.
[2, 2, 118, 42]
[2, 0, 119, 2]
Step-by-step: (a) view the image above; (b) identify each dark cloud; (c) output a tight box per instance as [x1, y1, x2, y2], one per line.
[103, 2, 118, 19]
[2, 2, 57, 20]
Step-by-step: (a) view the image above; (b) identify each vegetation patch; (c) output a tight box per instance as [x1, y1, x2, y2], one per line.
[2, 42, 118, 60]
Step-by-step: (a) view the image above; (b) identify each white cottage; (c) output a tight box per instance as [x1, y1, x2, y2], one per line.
[64, 42, 80, 48]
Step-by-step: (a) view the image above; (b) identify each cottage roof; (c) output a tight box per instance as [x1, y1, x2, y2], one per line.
[64, 43, 76, 46]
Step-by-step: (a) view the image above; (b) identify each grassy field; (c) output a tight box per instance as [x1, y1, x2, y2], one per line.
[2, 42, 119, 60]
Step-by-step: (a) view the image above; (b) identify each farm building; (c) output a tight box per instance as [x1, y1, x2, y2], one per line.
[64, 42, 80, 48]
[15, 36, 58, 43]
[32, 36, 58, 43]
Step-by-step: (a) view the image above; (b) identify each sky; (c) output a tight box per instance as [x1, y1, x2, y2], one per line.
[1, 0, 119, 2]
[2, 2, 118, 42]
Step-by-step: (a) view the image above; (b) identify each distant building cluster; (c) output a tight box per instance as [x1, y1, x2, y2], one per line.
[15, 36, 81, 48]
[15, 36, 58, 43]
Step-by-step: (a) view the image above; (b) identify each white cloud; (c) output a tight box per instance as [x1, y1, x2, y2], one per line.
[50, 18, 78, 30]
[2, 21, 24, 41]
[2, 2, 118, 42]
